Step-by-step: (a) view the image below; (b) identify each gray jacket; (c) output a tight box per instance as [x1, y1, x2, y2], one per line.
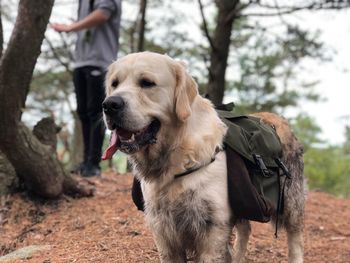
[74, 0, 122, 69]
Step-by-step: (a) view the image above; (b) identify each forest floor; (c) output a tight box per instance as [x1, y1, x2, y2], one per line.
[0, 171, 350, 263]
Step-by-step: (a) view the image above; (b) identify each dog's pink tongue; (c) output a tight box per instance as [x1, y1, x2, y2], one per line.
[101, 130, 119, 160]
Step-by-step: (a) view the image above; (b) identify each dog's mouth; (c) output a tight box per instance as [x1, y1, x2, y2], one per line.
[102, 119, 161, 159]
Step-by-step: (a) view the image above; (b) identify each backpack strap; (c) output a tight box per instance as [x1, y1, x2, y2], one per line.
[274, 157, 292, 237]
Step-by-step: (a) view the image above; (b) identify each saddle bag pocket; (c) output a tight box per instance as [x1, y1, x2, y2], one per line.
[226, 146, 274, 223]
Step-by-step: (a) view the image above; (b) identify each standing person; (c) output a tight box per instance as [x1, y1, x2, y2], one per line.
[52, 0, 122, 176]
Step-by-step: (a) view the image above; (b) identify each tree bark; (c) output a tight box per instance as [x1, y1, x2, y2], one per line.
[0, 0, 92, 198]
[0, 1, 3, 58]
[137, 0, 147, 52]
[207, 0, 240, 106]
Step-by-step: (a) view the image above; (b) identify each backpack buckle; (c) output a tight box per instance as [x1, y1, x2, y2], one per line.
[275, 158, 291, 179]
[253, 154, 272, 177]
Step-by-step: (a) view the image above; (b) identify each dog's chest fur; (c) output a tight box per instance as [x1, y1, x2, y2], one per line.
[149, 187, 214, 246]
[139, 152, 231, 250]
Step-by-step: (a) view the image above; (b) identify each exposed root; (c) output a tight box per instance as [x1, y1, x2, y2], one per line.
[62, 176, 95, 197]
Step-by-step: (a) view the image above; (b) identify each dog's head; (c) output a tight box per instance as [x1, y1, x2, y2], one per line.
[102, 52, 198, 158]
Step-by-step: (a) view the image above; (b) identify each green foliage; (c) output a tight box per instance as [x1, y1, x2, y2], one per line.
[26, 70, 74, 121]
[290, 113, 324, 152]
[291, 114, 350, 197]
[229, 24, 323, 114]
[305, 147, 350, 197]
[343, 126, 350, 155]
[30, 71, 73, 101]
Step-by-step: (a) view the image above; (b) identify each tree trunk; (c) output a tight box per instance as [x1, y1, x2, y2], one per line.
[207, 0, 239, 106]
[0, 0, 92, 198]
[0, 1, 3, 58]
[137, 0, 147, 52]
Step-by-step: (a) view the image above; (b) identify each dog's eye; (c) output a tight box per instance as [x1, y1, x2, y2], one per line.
[111, 79, 119, 88]
[139, 78, 156, 89]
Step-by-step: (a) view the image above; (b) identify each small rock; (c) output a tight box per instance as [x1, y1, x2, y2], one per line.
[0, 245, 50, 261]
[330, 236, 346, 241]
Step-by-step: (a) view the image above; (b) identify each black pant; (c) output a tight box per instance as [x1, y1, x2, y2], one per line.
[73, 66, 106, 166]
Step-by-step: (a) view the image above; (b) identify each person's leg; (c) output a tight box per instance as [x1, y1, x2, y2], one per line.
[73, 67, 89, 172]
[84, 66, 106, 176]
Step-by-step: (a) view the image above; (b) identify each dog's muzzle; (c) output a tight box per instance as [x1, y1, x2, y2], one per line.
[101, 96, 161, 158]
[102, 95, 125, 114]
[102, 96, 125, 129]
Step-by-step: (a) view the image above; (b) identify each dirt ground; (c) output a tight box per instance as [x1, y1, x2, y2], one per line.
[0, 171, 349, 263]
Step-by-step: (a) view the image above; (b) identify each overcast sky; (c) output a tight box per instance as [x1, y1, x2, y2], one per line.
[288, 9, 350, 144]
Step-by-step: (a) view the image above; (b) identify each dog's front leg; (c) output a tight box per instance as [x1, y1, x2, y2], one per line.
[233, 220, 251, 263]
[158, 252, 187, 263]
[195, 225, 233, 263]
[153, 234, 186, 263]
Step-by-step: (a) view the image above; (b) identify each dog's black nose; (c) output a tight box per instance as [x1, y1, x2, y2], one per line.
[102, 96, 125, 114]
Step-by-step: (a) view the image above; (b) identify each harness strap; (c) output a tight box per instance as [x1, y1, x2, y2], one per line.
[274, 158, 292, 238]
[174, 148, 222, 179]
[174, 157, 216, 179]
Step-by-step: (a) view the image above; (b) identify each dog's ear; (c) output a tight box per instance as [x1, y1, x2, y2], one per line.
[174, 63, 198, 122]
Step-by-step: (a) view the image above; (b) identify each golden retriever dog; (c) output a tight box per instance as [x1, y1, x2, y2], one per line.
[102, 52, 305, 263]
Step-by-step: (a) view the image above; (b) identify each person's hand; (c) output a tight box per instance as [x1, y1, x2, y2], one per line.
[51, 23, 74, 33]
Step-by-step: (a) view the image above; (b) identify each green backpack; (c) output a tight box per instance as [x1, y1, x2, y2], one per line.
[218, 109, 291, 225]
